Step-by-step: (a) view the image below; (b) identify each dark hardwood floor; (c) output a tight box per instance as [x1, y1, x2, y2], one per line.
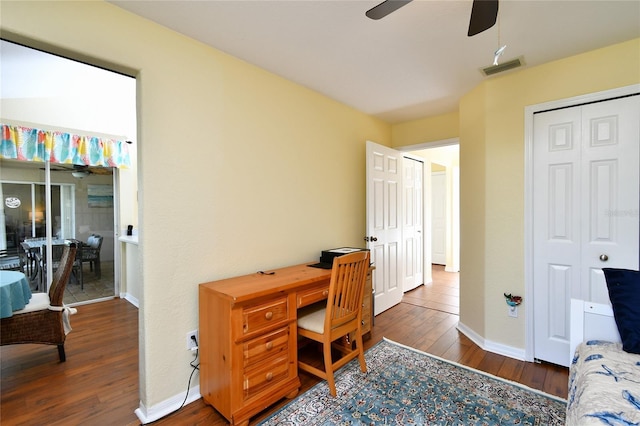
[0, 265, 568, 425]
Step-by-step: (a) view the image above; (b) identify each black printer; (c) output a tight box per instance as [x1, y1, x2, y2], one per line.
[309, 247, 369, 269]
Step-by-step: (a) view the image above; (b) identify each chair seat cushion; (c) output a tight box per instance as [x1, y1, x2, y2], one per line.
[12, 292, 51, 314]
[297, 303, 326, 334]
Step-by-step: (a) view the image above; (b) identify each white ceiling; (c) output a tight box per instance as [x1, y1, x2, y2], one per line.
[0, 40, 137, 140]
[108, 0, 640, 123]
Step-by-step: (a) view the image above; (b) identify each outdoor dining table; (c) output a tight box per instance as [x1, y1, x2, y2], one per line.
[22, 239, 67, 251]
[0, 270, 32, 318]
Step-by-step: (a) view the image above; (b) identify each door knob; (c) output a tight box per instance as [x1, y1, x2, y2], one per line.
[364, 236, 378, 242]
[599, 254, 609, 262]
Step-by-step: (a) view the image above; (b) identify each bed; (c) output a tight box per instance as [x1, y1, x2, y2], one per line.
[567, 268, 640, 425]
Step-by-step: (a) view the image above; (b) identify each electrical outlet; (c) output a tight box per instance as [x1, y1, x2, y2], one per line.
[186, 330, 198, 350]
[508, 306, 518, 318]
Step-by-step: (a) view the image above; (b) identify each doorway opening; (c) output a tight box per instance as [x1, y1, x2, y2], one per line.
[399, 141, 460, 315]
[0, 39, 137, 306]
[404, 265, 460, 315]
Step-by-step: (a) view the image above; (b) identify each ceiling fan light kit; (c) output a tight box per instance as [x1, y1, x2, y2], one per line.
[71, 170, 90, 178]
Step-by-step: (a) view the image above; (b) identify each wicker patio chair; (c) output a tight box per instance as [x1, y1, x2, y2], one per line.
[1, 242, 78, 362]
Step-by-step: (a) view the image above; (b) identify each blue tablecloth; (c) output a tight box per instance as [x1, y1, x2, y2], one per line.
[0, 270, 32, 318]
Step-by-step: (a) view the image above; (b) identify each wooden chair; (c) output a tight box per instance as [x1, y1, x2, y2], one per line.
[297, 250, 370, 396]
[1, 243, 78, 362]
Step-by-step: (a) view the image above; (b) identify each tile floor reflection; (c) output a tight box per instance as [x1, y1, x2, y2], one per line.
[64, 261, 114, 304]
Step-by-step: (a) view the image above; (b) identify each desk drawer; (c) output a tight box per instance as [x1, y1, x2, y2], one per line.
[243, 353, 290, 400]
[242, 297, 289, 335]
[243, 327, 288, 368]
[297, 284, 329, 308]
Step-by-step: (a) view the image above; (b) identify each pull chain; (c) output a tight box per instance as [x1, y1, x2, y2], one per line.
[493, 12, 506, 66]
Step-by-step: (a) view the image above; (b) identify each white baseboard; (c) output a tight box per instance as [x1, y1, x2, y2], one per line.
[121, 292, 139, 308]
[457, 321, 526, 361]
[135, 385, 201, 424]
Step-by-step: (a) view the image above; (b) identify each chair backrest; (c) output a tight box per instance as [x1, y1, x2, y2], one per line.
[18, 242, 31, 268]
[325, 251, 370, 331]
[49, 244, 66, 261]
[65, 239, 83, 259]
[48, 243, 77, 306]
[0, 248, 21, 271]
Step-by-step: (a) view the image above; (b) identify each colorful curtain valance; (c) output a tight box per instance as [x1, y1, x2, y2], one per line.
[1, 123, 131, 168]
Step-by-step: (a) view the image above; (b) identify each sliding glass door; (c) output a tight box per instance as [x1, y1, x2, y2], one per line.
[2, 182, 73, 243]
[1, 159, 115, 304]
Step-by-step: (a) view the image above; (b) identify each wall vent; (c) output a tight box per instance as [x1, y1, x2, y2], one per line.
[481, 57, 524, 76]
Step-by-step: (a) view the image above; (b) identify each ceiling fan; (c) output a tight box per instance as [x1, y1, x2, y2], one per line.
[366, 0, 499, 37]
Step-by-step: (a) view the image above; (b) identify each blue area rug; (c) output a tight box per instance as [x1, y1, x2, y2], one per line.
[259, 338, 566, 425]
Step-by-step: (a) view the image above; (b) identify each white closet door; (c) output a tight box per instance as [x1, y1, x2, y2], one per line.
[533, 95, 639, 366]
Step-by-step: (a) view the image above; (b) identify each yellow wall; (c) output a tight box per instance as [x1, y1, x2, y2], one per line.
[3, 0, 639, 415]
[392, 110, 459, 147]
[0, 0, 391, 413]
[457, 83, 488, 338]
[462, 38, 640, 348]
[391, 38, 639, 352]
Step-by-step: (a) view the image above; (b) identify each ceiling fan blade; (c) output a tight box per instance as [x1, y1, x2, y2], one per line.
[366, 0, 412, 20]
[467, 0, 499, 36]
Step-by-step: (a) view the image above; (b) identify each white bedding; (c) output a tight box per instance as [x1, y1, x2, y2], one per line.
[567, 340, 640, 425]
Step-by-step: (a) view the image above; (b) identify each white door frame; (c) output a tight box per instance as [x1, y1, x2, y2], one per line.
[523, 84, 640, 362]
[397, 138, 460, 278]
[430, 170, 447, 266]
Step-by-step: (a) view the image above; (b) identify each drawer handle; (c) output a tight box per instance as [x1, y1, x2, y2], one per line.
[265, 311, 273, 320]
[265, 372, 273, 381]
[322, 290, 329, 297]
[266, 341, 273, 350]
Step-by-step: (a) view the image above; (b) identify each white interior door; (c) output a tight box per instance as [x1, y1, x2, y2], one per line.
[402, 157, 423, 292]
[533, 95, 639, 366]
[431, 172, 447, 265]
[366, 141, 403, 315]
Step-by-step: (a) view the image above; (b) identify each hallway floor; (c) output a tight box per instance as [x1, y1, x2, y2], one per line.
[403, 264, 459, 315]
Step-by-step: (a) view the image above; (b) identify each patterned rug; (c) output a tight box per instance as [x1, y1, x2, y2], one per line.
[258, 338, 566, 425]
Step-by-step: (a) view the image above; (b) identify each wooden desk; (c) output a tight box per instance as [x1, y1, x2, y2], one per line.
[199, 262, 372, 426]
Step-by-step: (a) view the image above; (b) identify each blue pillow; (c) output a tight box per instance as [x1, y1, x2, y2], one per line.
[603, 268, 640, 354]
